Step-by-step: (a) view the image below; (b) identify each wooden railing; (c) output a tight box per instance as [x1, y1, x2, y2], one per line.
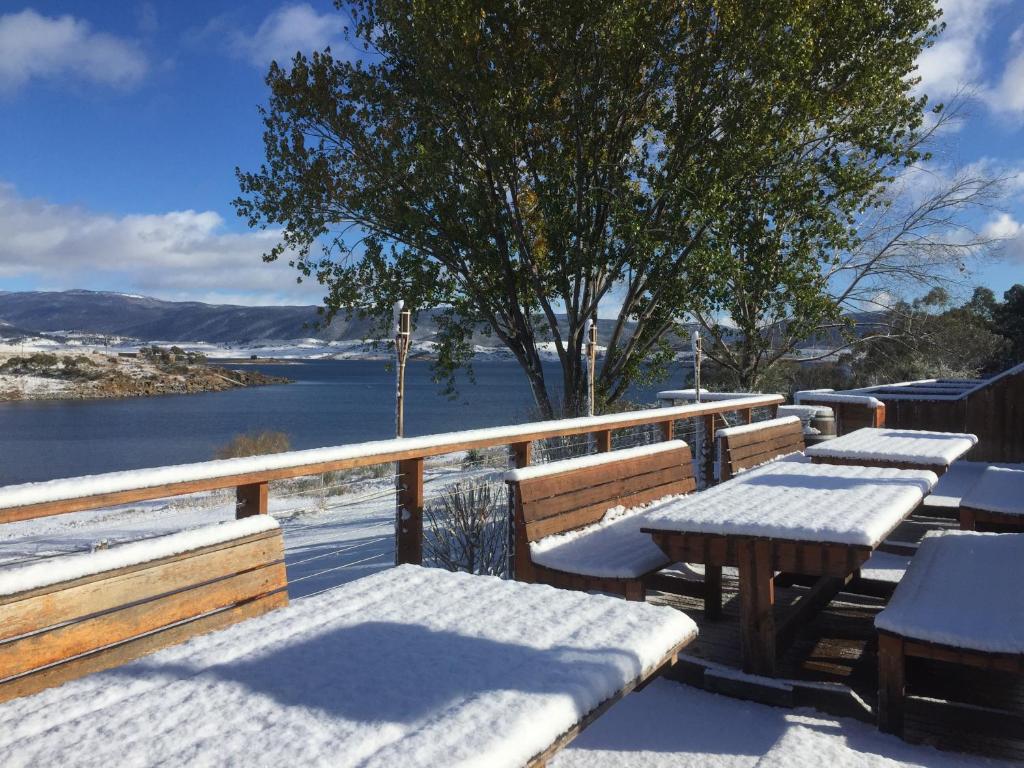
[0, 394, 782, 565]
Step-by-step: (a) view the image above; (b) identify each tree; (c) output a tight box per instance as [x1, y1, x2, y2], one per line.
[236, 0, 942, 416]
[994, 284, 1024, 365]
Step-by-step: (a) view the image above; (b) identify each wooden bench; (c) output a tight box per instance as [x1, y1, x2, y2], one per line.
[0, 516, 287, 703]
[875, 531, 1024, 738]
[716, 416, 805, 482]
[958, 466, 1024, 533]
[505, 441, 696, 602]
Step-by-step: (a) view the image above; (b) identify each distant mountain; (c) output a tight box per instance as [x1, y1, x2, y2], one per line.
[0, 290, 631, 346]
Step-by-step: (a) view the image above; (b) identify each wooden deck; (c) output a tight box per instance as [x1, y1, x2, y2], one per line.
[649, 509, 1024, 762]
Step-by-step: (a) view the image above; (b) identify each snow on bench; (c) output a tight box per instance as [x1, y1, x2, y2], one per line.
[506, 442, 696, 600]
[960, 467, 1024, 518]
[875, 531, 1024, 654]
[0, 565, 697, 768]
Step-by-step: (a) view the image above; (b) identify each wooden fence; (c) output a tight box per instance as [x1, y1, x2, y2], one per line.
[0, 395, 783, 566]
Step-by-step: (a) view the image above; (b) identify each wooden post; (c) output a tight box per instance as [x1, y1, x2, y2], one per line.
[702, 413, 716, 487]
[873, 402, 887, 428]
[395, 457, 424, 565]
[660, 420, 673, 442]
[511, 440, 532, 468]
[740, 407, 753, 425]
[586, 318, 597, 417]
[235, 482, 268, 518]
[508, 441, 532, 581]
[737, 539, 776, 675]
[594, 429, 612, 453]
[877, 633, 906, 735]
[704, 564, 723, 620]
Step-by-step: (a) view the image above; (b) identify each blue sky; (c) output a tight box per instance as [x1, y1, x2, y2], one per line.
[0, 1, 1022, 307]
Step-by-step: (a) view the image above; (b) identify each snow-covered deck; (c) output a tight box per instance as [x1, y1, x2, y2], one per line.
[0, 566, 695, 768]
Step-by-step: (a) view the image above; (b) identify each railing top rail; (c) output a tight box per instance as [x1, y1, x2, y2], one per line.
[0, 394, 781, 524]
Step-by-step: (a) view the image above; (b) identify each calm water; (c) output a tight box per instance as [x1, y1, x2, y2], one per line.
[0, 359, 684, 484]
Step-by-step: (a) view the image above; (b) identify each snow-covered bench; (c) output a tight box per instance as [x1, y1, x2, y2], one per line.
[0, 565, 698, 767]
[505, 442, 696, 601]
[875, 531, 1024, 736]
[958, 466, 1024, 532]
[0, 516, 287, 703]
[716, 416, 805, 482]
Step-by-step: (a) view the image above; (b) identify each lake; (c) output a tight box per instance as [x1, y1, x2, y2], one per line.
[0, 359, 687, 484]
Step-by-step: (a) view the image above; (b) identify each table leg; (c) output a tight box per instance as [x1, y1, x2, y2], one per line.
[705, 564, 723, 619]
[737, 539, 775, 675]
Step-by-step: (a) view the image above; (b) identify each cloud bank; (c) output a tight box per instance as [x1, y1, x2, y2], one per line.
[0, 184, 322, 306]
[228, 3, 351, 67]
[0, 9, 147, 92]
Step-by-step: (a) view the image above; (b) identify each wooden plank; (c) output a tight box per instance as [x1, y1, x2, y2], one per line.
[511, 440, 532, 468]
[395, 457, 424, 565]
[235, 481, 268, 518]
[517, 448, 692, 503]
[525, 478, 694, 541]
[0, 532, 284, 642]
[725, 432, 805, 463]
[809, 455, 948, 476]
[520, 465, 693, 521]
[0, 591, 287, 704]
[0, 396, 785, 525]
[0, 562, 287, 679]
[737, 539, 776, 675]
[594, 430, 612, 453]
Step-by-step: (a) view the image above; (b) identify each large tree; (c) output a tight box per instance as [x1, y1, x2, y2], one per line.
[236, 0, 942, 416]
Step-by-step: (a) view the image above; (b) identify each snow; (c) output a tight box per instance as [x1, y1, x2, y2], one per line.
[960, 467, 1024, 515]
[530, 502, 674, 579]
[794, 389, 883, 408]
[642, 461, 936, 547]
[777, 404, 832, 420]
[859, 550, 911, 584]
[0, 516, 279, 597]
[804, 428, 977, 466]
[875, 531, 1024, 654]
[657, 389, 754, 402]
[552, 678, 1007, 768]
[715, 415, 801, 439]
[0, 565, 696, 768]
[505, 441, 688, 483]
[921, 461, 1024, 510]
[0, 396, 779, 512]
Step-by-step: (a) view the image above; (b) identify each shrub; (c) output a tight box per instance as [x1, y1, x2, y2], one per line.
[424, 481, 507, 576]
[215, 430, 291, 459]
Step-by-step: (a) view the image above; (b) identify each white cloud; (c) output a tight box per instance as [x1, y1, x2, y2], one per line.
[984, 24, 1024, 117]
[0, 183, 323, 306]
[230, 4, 350, 67]
[982, 212, 1024, 260]
[0, 9, 147, 92]
[915, 0, 1003, 101]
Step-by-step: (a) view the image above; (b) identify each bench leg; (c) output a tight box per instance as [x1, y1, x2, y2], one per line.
[737, 540, 776, 676]
[705, 565, 723, 619]
[624, 581, 646, 602]
[958, 507, 976, 531]
[878, 633, 906, 736]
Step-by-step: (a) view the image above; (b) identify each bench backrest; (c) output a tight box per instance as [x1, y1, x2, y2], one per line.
[506, 442, 695, 580]
[0, 518, 287, 703]
[717, 416, 805, 482]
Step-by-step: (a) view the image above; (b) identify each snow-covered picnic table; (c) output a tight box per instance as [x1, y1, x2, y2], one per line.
[0, 565, 696, 768]
[958, 466, 1024, 531]
[640, 461, 937, 675]
[804, 427, 977, 475]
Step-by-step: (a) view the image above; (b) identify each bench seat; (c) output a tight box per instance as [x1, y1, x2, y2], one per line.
[0, 565, 697, 768]
[530, 507, 670, 579]
[959, 466, 1024, 532]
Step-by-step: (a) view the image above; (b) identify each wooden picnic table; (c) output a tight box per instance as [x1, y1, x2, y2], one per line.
[804, 427, 977, 476]
[641, 460, 937, 676]
[0, 565, 696, 768]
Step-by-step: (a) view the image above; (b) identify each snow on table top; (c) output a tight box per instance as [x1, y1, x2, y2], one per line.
[641, 461, 936, 547]
[505, 441, 688, 483]
[961, 466, 1024, 515]
[715, 416, 800, 439]
[875, 531, 1024, 654]
[0, 396, 777, 511]
[804, 428, 977, 466]
[0, 516, 278, 597]
[777, 404, 833, 419]
[530, 503, 673, 579]
[0, 565, 696, 768]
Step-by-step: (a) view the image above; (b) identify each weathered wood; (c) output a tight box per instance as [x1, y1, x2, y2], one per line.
[719, 419, 804, 482]
[878, 632, 906, 735]
[737, 539, 776, 675]
[0, 591, 287, 704]
[0, 395, 784, 525]
[0, 530, 284, 641]
[660, 420, 674, 441]
[594, 430, 612, 453]
[511, 440, 532, 468]
[236, 481, 269, 518]
[396, 457, 424, 565]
